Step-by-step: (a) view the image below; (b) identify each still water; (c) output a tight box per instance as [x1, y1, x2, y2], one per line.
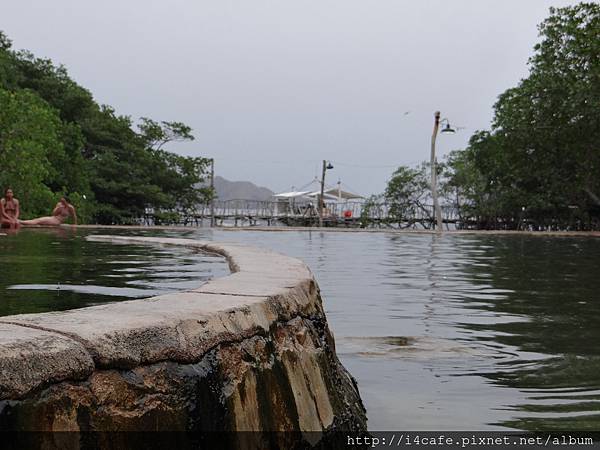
[0, 228, 228, 316]
[1, 228, 599, 431]
[204, 230, 600, 432]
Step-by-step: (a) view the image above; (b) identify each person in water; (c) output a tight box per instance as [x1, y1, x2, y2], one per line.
[20, 197, 78, 226]
[0, 188, 20, 229]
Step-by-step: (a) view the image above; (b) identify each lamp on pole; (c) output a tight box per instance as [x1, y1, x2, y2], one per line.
[431, 111, 455, 232]
[209, 158, 215, 227]
[319, 160, 334, 228]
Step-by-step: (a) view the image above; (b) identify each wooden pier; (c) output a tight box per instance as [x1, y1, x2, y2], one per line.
[137, 199, 464, 229]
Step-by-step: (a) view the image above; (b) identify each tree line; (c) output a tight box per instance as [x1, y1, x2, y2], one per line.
[382, 3, 600, 231]
[0, 31, 211, 224]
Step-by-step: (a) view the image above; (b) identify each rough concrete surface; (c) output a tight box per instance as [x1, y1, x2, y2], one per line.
[0, 235, 367, 447]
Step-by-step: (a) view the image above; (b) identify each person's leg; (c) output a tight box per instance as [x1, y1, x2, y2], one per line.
[19, 219, 38, 226]
[20, 216, 62, 226]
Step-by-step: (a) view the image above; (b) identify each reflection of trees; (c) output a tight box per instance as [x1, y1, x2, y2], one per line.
[0, 230, 153, 316]
[462, 236, 600, 431]
[1, 230, 87, 315]
[496, 356, 600, 431]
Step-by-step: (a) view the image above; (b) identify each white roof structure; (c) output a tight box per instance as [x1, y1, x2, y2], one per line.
[305, 191, 340, 200]
[273, 191, 312, 199]
[274, 178, 364, 201]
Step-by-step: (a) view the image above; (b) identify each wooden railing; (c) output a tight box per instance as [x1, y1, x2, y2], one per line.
[135, 200, 464, 229]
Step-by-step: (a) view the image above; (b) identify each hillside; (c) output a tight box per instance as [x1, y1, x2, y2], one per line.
[214, 176, 274, 201]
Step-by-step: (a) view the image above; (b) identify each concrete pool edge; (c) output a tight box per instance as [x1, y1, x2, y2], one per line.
[0, 236, 367, 434]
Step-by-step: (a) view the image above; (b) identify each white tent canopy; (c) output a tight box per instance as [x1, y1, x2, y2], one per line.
[305, 191, 340, 200]
[323, 187, 364, 200]
[274, 178, 364, 201]
[273, 191, 312, 199]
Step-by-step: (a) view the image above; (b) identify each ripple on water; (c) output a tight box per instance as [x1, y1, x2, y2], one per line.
[209, 230, 600, 431]
[0, 230, 229, 316]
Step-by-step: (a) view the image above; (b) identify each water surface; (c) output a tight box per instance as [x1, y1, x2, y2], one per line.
[205, 230, 600, 431]
[0, 228, 228, 316]
[2, 227, 599, 431]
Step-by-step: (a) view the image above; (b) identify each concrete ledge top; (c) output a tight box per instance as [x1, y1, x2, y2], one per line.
[0, 235, 318, 400]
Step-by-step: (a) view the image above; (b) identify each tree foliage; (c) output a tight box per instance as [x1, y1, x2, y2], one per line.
[0, 88, 62, 216]
[449, 3, 600, 229]
[0, 31, 211, 224]
[384, 164, 430, 223]
[386, 3, 600, 230]
[138, 117, 195, 151]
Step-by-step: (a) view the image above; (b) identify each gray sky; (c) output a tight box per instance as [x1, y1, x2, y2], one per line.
[3, 0, 580, 195]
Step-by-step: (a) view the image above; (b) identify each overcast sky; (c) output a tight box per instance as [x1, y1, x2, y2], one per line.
[3, 0, 580, 195]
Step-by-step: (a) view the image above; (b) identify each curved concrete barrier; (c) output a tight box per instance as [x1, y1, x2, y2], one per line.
[0, 236, 366, 441]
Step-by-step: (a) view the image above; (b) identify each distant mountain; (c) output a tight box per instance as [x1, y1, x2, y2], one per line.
[213, 176, 275, 201]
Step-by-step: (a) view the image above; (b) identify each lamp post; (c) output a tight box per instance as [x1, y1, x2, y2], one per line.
[431, 111, 455, 232]
[209, 158, 215, 227]
[319, 160, 334, 227]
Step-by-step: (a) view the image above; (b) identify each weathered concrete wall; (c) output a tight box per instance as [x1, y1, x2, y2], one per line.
[0, 236, 366, 446]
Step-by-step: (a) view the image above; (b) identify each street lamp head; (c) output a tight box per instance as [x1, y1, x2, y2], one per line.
[326, 162, 334, 170]
[441, 123, 456, 134]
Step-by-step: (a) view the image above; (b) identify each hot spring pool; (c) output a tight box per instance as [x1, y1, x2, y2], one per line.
[0, 228, 229, 316]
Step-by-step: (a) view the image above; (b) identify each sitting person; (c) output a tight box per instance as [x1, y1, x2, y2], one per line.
[20, 197, 78, 226]
[1, 188, 20, 229]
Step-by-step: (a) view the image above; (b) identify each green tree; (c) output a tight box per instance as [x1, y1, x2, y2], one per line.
[149, 151, 212, 213]
[0, 88, 63, 216]
[138, 117, 194, 150]
[384, 164, 431, 225]
[0, 31, 212, 224]
[446, 3, 600, 230]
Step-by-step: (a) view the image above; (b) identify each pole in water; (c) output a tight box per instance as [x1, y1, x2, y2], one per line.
[319, 160, 326, 228]
[431, 111, 443, 232]
[210, 158, 215, 227]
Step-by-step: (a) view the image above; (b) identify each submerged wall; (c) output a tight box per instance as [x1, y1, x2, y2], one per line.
[0, 236, 366, 447]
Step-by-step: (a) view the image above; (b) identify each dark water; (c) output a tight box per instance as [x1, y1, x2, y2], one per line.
[1, 228, 599, 431]
[0, 228, 229, 316]
[203, 230, 600, 432]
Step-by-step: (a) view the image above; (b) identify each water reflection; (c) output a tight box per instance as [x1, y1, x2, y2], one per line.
[0, 229, 229, 316]
[208, 230, 600, 431]
[458, 236, 600, 431]
[3, 227, 597, 431]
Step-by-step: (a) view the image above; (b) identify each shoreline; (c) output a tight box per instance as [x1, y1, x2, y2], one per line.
[70, 224, 600, 238]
